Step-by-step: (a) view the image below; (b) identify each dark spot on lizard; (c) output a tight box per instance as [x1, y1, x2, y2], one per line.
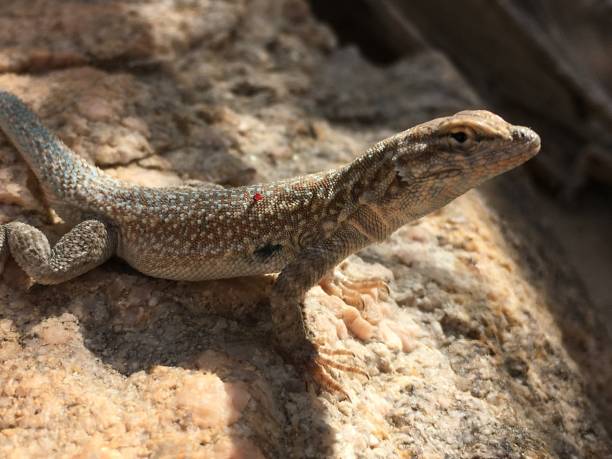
[253, 243, 282, 261]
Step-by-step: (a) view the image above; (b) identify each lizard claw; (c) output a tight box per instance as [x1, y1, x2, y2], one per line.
[308, 359, 352, 401]
[316, 346, 356, 358]
[297, 343, 369, 401]
[315, 354, 370, 379]
[312, 338, 356, 358]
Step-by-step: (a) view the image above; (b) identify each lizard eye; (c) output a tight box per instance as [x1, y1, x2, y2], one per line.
[451, 132, 467, 143]
[448, 127, 476, 147]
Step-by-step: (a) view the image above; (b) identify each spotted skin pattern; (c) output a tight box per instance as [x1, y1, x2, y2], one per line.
[0, 90, 540, 397]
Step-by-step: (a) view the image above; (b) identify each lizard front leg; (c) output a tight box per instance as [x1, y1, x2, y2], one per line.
[0, 219, 116, 285]
[270, 224, 370, 399]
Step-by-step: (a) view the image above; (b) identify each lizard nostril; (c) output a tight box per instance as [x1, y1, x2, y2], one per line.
[514, 128, 528, 140]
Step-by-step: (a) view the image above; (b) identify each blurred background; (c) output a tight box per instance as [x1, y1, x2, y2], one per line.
[310, 0, 612, 328]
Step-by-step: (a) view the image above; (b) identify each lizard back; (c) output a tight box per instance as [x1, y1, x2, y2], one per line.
[98, 172, 354, 280]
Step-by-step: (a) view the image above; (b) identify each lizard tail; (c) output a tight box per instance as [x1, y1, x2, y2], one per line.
[0, 90, 107, 205]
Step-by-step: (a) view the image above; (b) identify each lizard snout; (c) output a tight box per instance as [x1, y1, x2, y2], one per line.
[512, 125, 541, 156]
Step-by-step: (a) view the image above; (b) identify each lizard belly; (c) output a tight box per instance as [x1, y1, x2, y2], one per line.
[117, 241, 289, 281]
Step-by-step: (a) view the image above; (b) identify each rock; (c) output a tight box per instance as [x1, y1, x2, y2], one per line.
[0, 0, 610, 457]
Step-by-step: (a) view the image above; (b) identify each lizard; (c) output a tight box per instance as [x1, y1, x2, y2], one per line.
[0, 90, 540, 397]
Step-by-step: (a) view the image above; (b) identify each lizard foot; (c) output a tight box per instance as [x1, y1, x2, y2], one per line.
[320, 272, 390, 310]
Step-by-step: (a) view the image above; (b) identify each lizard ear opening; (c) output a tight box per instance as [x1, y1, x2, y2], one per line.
[391, 154, 413, 183]
[395, 167, 411, 183]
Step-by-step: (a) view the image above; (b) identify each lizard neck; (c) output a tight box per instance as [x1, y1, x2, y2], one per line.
[335, 135, 399, 196]
[320, 136, 402, 242]
[329, 133, 462, 241]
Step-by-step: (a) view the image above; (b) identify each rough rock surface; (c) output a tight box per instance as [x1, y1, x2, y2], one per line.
[0, 1, 611, 458]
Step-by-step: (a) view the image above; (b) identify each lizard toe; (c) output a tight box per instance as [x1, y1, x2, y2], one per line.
[295, 342, 369, 400]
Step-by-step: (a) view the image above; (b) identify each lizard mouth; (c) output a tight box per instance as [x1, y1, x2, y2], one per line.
[507, 139, 541, 166]
[426, 168, 463, 179]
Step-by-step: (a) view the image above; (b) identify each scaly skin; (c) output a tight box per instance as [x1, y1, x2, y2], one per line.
[0, 90, 540, 397]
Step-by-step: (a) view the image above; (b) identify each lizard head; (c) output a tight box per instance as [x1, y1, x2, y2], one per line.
[383, 110, 540, 218]
[393, 110, 540, 185]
